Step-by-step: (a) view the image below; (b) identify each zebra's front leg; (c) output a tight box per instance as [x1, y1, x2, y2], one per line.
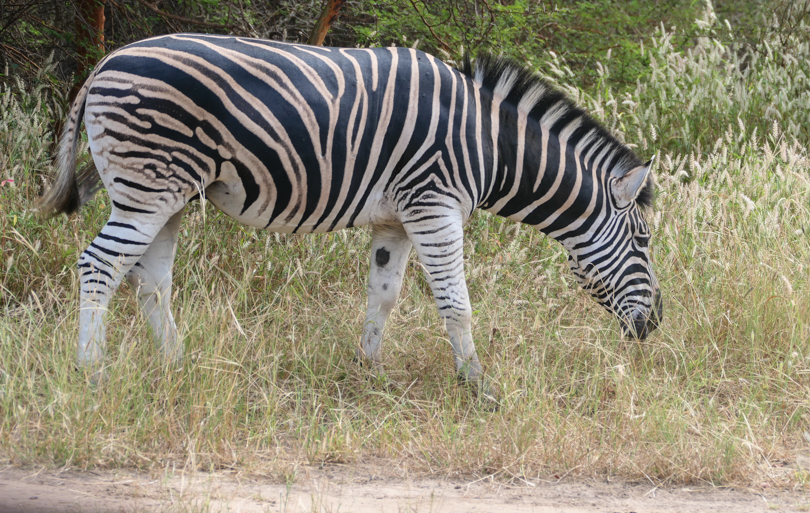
[125, 208, 185, 366]
[403, 213, 487, 390]
[358, 225, 412, 371]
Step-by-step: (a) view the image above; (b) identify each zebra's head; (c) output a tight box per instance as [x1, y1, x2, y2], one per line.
[564, 158, 662, 340]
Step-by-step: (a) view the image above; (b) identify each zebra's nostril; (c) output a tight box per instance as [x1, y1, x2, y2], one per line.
[622, 302, 662, 340]
[634, 317, 650, 340]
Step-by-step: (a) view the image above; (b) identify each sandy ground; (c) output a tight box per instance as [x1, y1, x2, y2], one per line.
[0, 465, 808, 513]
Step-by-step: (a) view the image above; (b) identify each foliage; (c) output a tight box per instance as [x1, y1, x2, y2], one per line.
[356, 0, 709, 87]
[0, 0, 361, 86]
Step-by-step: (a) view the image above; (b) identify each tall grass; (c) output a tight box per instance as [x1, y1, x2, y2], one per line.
[1, 15, 810, 486]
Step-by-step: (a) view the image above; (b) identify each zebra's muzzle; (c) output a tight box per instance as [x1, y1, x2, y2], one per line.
[621, 289, 663, 340]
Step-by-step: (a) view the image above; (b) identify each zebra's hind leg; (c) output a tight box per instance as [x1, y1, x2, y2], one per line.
[77, 209, 177, 382]
[124, 207, 185, 366]
[358, 224, 412, 371]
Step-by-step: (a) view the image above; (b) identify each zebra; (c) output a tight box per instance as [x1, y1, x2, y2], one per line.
[41, 34, 663, 390]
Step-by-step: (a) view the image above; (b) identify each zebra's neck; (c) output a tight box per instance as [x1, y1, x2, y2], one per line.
[479, 103, 614, 240]
[468, 58, 640, 243]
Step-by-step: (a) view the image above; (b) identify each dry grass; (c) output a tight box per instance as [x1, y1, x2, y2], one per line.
[2, 15, 810, 488]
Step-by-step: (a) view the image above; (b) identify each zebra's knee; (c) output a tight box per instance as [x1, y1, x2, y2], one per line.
[443, 307, 473, 332]
[452, 305, 473, 324]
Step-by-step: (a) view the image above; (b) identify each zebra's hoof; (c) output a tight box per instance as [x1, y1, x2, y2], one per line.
[477, 381, 501, 412]
[457, 373, 500, 411]
[353, 352, 384, 373]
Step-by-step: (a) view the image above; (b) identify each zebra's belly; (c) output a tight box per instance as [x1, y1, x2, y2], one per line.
[205, 180, 401, 233]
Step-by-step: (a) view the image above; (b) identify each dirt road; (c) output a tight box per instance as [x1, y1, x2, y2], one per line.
[0, 465, 807, 513]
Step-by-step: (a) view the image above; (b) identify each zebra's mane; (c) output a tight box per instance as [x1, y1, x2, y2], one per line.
[462, 52, 653, 210]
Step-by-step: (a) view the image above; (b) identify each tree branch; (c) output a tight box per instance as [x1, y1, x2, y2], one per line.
[307, 0, 345, 46]
[406, 0, 451, 53]
[134, 0, 239, 31]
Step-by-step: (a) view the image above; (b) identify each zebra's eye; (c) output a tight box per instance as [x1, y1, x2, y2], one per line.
[635, 235, 650, 248]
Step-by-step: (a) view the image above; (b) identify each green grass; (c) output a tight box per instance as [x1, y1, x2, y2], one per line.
[2, 16, 810, 487]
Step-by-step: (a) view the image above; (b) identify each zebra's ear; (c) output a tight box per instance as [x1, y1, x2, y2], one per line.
[612, 157, 653, 208]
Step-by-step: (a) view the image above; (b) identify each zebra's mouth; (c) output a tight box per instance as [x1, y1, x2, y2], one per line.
[620, 290, 663, 340]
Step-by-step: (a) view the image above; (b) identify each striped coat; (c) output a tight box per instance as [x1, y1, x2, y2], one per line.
[42, 34, 662, 392]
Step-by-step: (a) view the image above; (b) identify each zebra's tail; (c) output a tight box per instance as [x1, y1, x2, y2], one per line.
[39, 69, 103, 217]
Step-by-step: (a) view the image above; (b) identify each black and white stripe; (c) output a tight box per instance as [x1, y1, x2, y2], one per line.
[41, 34, 662, 386]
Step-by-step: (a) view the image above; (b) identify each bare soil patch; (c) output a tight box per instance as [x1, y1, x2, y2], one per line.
[0, 465, 808, 513]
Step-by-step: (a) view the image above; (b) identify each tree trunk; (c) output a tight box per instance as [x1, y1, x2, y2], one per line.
[307, 0, 345, 46]
[70, 0, 106, 102]
[54, 0, 106, 157]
